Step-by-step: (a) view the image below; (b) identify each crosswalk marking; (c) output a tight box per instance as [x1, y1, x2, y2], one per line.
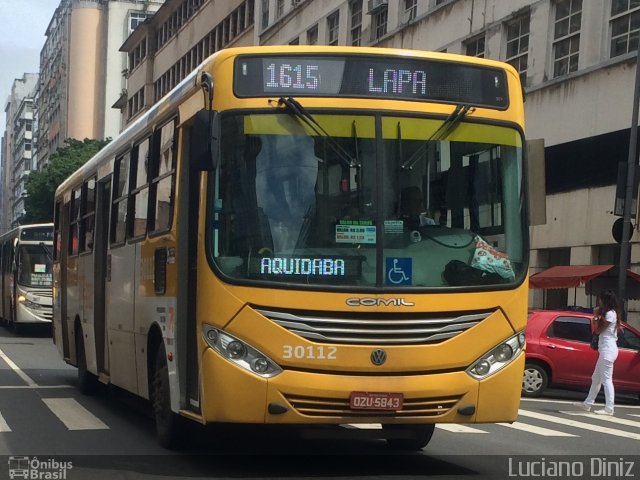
[562, 410, 640, 429]
[497, 421, 577, 437]
[0, 411, 11, 432]
[42, 398, 108, 431]
[0, 347, 38, 387]
[436, 424, 488, 433]
[342, 423, 382, 429]
[518, 409, 640, 440]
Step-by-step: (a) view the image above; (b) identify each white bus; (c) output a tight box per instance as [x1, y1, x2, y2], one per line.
[0, 224, 54, 332]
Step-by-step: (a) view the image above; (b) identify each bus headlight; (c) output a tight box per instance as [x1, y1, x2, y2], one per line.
[203, 324, 282, 378]
[466, 331, 525, 380]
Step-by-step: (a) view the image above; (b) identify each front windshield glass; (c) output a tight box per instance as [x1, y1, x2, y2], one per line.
[209, 112, 526, 289]
[17, 245, 53, 287]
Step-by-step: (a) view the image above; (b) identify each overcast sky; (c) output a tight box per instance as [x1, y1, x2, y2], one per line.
[0, 0, 61, 135]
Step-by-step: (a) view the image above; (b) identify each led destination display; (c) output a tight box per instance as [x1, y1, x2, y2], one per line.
[234, 54, 509, 108]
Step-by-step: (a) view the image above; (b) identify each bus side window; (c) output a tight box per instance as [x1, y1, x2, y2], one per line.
[149, 119, 176, 234]
[81, 177, 96, 252]
[111, 153, 130, 245]
[130, 138, 151, 239]
[69, 187, 81, 256]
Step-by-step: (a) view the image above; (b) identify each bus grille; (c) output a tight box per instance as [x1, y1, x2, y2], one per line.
[31, 289, 52, 298]
[255, 308, 491, 345]
[284, 394, 461, 418]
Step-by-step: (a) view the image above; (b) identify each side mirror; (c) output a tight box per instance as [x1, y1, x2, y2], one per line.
[190, 109, 220, 171]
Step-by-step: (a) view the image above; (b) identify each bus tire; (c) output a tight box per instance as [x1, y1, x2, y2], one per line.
[383, 424, 435, 450]
[76, 329, 98, 395]
[152, 344, 182, 448]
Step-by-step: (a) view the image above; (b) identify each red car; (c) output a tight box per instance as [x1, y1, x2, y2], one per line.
[523, 310, 640, 400]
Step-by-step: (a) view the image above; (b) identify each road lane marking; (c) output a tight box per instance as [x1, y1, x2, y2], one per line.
[0, 347, 38, 387]
[342, 423, 382, 429]
[518, 409, 640, 440]
[42, 398, 108, 430]
[436, 424, 488, 433]
[0, 412, 11, 432]
[563, 410, 640, 428]
[497, 421, 577, 436]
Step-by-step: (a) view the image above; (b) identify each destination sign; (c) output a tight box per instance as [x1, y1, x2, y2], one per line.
[234, 55, 508, 108]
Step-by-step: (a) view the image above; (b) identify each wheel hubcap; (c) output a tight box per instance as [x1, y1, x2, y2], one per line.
[523, 368, 542, 392]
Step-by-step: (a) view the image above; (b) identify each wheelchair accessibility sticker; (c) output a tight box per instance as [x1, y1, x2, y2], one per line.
[385, 257, 412, 285]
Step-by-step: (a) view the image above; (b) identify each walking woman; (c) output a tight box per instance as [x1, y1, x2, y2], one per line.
[575, 290, 621, 416]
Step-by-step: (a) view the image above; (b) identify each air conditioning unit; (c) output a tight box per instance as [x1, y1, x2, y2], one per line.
[367, 0, 388, 14]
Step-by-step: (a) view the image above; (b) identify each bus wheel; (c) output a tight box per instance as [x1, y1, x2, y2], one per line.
[76, 329, 98, 394]
[152, 344, 182, 448]
[382, 424, 435, 450]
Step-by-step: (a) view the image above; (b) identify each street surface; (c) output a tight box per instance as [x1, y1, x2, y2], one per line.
[1, 326, 639, 479]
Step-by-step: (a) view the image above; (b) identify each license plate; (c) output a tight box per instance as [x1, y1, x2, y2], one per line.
[349, 391, 404, 411]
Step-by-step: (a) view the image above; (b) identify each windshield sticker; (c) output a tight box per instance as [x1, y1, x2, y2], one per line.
[336, 220, 376, 244]
[34, 264, 47, 273]
[386, 257, 412, 286]
[384, 220, 404, 234]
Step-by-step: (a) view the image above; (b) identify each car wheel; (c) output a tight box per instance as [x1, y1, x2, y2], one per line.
[522, 363, 548, 397]
[383, 424, 435, 450]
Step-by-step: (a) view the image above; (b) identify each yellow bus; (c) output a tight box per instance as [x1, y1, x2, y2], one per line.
[0, 223, 54, 333]
[53, 46, 528, 449]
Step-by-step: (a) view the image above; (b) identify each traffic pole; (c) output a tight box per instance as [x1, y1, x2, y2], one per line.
[617, 51, 640, 319]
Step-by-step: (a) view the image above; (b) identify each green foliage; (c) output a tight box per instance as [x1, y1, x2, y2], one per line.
[23, 138, 110, 223]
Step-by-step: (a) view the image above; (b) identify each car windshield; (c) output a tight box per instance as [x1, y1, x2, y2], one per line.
[17, 245, 53, 287]
[208, 111, 526, 289]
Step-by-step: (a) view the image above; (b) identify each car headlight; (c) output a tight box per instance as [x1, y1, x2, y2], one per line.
[202, 324, 282, 378]
[466, 331, 525, 380]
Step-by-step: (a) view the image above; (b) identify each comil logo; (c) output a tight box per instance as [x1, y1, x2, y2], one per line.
[8, 456, 72, 480]
[346, 297, 415, 307]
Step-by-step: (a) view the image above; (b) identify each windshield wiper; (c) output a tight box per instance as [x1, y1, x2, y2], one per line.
[277, 97, 360, 169]
[401, 104, 473, 171]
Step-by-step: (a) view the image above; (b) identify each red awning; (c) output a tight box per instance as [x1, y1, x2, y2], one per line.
[529, 265, 614, 289]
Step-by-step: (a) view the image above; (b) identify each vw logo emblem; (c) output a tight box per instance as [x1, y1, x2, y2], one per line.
[370, 349, 387, 366]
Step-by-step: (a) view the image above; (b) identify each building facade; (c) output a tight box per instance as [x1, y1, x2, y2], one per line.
[1, 74, 38, 231]
[113, 0, 640, 326]
[35, 0, 165, 169]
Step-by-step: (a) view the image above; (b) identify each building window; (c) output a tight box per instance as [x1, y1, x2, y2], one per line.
[610, 0, 640, 57]
[372, 7, 388, 41]
[276, 0, 284, 18]
[466, 34, 485, 57]
[327, 11, 340, 45]
[349, 0, 362, 46]
[506, 15, 530, 86]
[307, 24, 318, 45]
[261, 0, 269, 29]
[404, 0, 417, 23]
[553, 0, 581, 77]
[130, 12, 149, 33]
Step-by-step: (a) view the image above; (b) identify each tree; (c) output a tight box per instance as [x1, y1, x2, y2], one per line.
[23, 138, 110, 223]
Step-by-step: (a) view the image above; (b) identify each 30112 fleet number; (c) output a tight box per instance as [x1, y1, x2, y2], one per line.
[283, 345, 337, 360]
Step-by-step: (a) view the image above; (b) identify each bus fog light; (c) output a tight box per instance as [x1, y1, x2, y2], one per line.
[206, 329, 218, 342]
[494, 344, 513, 362]
[227, 341, 246, 359]
[202, 325, 283, 378]
[466, 331, 524, 380]
[252, 358, 269, 373]
[474, 360, 490, 376]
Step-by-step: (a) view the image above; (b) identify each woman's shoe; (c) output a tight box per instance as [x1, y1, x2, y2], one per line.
[593, 408, 614, 416]
[572, 402, 591, 412]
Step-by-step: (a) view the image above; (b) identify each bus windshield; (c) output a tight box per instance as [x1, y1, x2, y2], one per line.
[209, 111, 526, 289]
[17, 245, 53, 287]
